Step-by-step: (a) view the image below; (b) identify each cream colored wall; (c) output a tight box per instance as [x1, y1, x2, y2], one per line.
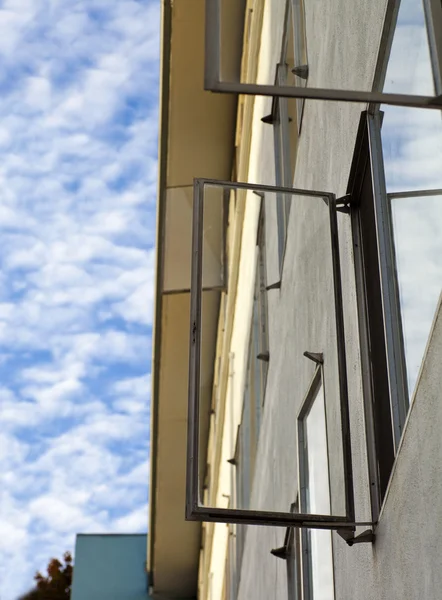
[201, 1, 287, 597]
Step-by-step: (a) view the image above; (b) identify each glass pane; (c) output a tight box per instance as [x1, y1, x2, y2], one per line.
[192, 181, 348, 523]
[287, 528, 301, 600]
[303, 384, 331, 515]
[163, 185, 225, 292]
[384, 0, 435, 96]
[390, 191, 442, 396]
[381, 0, 442, 401]
[382, 0, 442, 193]
[300, 382, 335, 600]
[212, 0, 439, 100]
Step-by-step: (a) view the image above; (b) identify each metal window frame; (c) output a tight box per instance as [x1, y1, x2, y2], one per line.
[423, 0, 442, 94]
[186, 178, 372, 530]
[254, 199, 269, 411]
[367, 112, 410, 450]
[269, 63, 294, 273]
[298, 367, 336, 600]
[162, 184, 229, 295]
[387, 187, 442, 396]
[289, 0, 308, 131]
[271, 499, 302, 600]
[286, 501, 302, 600]
[387, 188, 442, 201]
[204, 0, 442, 109]
[348, 111, 385, 521]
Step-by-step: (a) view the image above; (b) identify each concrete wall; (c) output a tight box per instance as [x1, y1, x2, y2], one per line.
[227, 0, 442, 596]
[71, 534, 149, 600]
[200, 0, 442, 598]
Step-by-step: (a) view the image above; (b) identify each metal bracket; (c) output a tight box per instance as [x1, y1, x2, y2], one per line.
[270, 545, 289, 559]
[266, 281, 281, 291]
[336, 193, 352, 214]
[337, 528, 375, 546]
[261, 113, 274, 125]
[303, 351, 324, 365]
[292, 64, 309, 80]
[270, 525, 292, 559]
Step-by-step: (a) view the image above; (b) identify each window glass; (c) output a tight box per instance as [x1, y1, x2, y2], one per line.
[389, 191, 442, 394]
[299, 380, 334, 600]
[252, 274, 263, 437]
[234, 204, 269, 568]
[289, 0, 308, 130]
[225, 522, 237, 600]
[273, 64, 295, 270]
[286, 502, 302, 600]
[235, 422, 247, 573]
[286, 529, 301, 600]
[381, 0, 442, 400]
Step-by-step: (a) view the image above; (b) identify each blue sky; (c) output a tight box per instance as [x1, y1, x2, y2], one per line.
[0, 1, 159, 598]
[0, 0, 440, 598]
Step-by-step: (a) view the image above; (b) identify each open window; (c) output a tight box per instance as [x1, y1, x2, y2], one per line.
[204, 0, 442, 108]
[298, 368, 335, 600]
[348, 110, 442, 518]
[270, 500, 302, 600]
[163, 185, 228, 293]
[186, 178, 370, 533]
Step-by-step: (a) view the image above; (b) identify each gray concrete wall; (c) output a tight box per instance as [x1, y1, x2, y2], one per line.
[232, 0, 442, 599]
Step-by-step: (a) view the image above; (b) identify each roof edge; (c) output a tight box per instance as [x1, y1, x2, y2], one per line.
[148, 0, 172, 586]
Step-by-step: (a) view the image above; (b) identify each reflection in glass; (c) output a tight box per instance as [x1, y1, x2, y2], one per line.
[390, 192, 442, 395]
[382, 0, 442, 400]
[299, 381, 334, 600]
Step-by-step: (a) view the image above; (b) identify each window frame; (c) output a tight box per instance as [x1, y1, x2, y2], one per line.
[272, 62, 294, 272]
[186, 178, 364, 530]
[423, 0, 442, 93]
[268, 0, 308, 272]
[348, 111, 412, 519]
[288, 0, 308, 131]
[204, 0, 442, 108]
[250, 199, 269, 442]
[297, 367, 336, 600]
[286, 501, 302, 600]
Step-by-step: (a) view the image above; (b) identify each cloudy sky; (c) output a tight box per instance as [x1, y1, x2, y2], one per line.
[0, 0, 440, 597]
[382, 0, 442, 397]
[0, 1, 158, 598]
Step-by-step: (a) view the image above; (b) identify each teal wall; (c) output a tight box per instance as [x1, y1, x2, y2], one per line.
[71, 533, 150, 600]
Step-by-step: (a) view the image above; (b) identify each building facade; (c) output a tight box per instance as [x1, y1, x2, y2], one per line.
[71, 534, 149, 600]
[149, 0, 442, 599]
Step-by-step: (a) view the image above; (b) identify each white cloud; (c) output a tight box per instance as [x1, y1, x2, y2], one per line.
[0, 1, 158, 598]
[382, 0, 442, 399]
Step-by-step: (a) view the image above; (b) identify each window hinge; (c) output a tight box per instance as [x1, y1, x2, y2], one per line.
[270, 545, 289, 560]
[270, 525, 291, 559]
[261, 113, 275, 125]
[303, 351, 324, 365]
[337, 528, 375, 546]
[227, 457, 237, 466]
[266, 281, 281, 291]
[292, 64, 309, 80]
[336, 193, 352, 214]
[257, 351, 270, 362]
